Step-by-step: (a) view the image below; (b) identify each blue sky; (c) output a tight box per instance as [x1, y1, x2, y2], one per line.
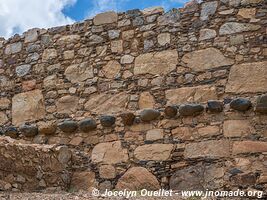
[0, 0, 187, 39]
[63, 0, 187, 21]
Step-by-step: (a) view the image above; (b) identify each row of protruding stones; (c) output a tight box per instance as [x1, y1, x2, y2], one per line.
[1, 94, 267, 138]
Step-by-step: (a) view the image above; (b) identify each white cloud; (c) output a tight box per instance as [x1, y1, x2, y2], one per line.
[0, 0, 76, 39]
[87, 0, 129, 18]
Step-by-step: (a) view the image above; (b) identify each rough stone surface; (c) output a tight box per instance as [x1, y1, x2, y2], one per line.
[223, 120, 254, 137]
[157, 33, 170, 45]
[16, 65, 31, 77]
[99, 165, 116, 179]
[184, 140, 230, 159]
[0, 98, 10, 110]
[134, 144, 173, 161]
[93, 11, 118, 25]
[70, 171, 95, 191]
[230, 98, 252, 111]
[200, 1, 218, 20]
[120, 112, 135, 126]
[233, 141, 267, 154]
[166, 86, 217, 104]
[0, 112, 8, 125]
[37, 121, 56, 135]
[12, 90, 46, 126]
[182, 48, 234, 71]
[5, 42, 22, 55]
[91, 141, 129, 164]
[56, 95, 79, 114]
[134, 50, 178, 75]
[116, 167, 160, 190]
[84, 93, 128, 114]
[138, 92, 155, 109]
[164, 106, 178, 118]
[226, 61, 267, 93]
[157, 9, 180, 25]
[219, 22, 261, 35]
[199, 29, 216, 40]
[146, 129, 164, 141]
[101, 60, 121, 79]
[255, 95, 267, 114]
[42, 49, 57, 62]
[64, 63, 93, 83]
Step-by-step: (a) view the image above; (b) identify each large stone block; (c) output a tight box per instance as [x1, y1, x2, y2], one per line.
[56, 95, 79, 114]
[182, 48, 234, 71]
[219, 22, 260, 35]
[134, 144, 173, 161]
[91, 141, 129, 164]
[84, 92, 128, 114]
[64, 62, 94, 83]
[134, 50, 178, 75]
[12, 90, 46, 126]
[223, 120, 254, 137]
[116, 167, 160, 191]
[57, 35, 80, 45]
[5, 42, 22, 55]
[165, 85, 217, 105]
[101, 60, 121, 79]
[93, 11, 118, 25]
[184, 140, 230, 159]
[226, 61, 267, 93]
[233, 141, 267, 154]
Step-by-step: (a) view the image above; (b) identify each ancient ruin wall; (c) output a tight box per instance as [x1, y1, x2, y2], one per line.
[0, 0, 267, 194]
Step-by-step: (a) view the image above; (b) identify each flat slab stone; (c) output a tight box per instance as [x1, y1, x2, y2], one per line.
[12, 90, 46, 126]
[219, 22, 260, 35]
[184, 140, 230, 159]
[233, 141, 267, 155]
[91, 141, 129, 164]
[84, 92, 129, 114]
[134, 50, 178, 75]
[182, 47, 234, 71]
[226, 61, 267, 93]
[134, 144, 173, 161]
[93, 11, 118, 25]
[165, 85, 217, 104]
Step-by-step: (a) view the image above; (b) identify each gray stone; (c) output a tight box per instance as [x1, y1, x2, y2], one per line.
[108, 30, 120, 39]
[15, 64, 31, 77]
[24, 29, 39, 43]
[230, 98, 252, 111]
[157, 8, 180, 25]
[19, 124, 38, 137]
[120, 55, 134, 64]
[100, 115, 116, 127]
[140, 109, 160, 122]
[89, 35, 104, 44]
[5, 127, 19, 138]
[207, 100, 224, 113]
[219, 22, 261, 35]
[133, 17, 144, 26]
[58, 121, 78, 133]
[164, 106, 178, 118]
[5, 42, 22, 54]
[255, 95, 267, 114]
[93, 11, 118, 25]
[79, 118, 97, 132]
[199, 29, 216, 41]
[179, 104, 204, 116]
[200, 1, 218, 21]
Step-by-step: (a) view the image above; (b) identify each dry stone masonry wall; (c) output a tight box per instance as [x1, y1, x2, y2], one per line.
[0, 0, 266, 194]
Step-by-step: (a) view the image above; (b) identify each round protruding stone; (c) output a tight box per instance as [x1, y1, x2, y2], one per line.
[164, 106, 178, 118]
[230, 98, 252, 111]
[255, 95, 267, 114]
[79, 118, 97, 132]
[37, 121, 57, 135]
[140, 109, 160, 122]
[120, 112, 135, 126]
[19, 124, 38, 137]
[207, 100, 224, 113]
[179, 104, 204, 116]
[4, 126, 19, 138]
[58, 120, 78, 133]
[100, 115, 116, 127]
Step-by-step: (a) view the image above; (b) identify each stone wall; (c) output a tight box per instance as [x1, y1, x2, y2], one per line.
[0, 0, 267, 194]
